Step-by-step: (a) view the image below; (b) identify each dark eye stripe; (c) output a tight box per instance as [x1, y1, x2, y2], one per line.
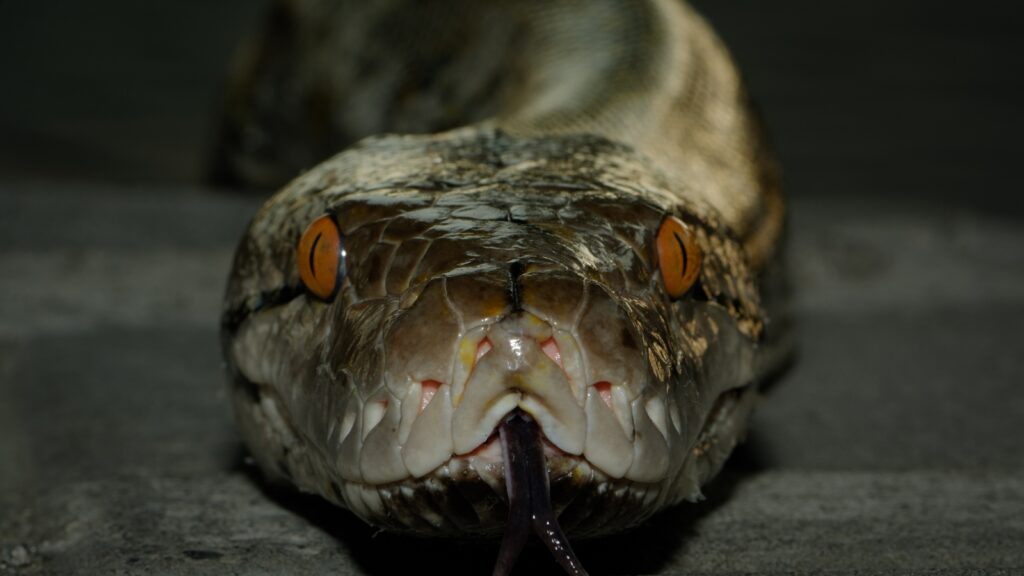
[220, 284, 305, 337]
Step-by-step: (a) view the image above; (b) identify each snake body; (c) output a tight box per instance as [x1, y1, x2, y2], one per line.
[219, 0, 787, 571]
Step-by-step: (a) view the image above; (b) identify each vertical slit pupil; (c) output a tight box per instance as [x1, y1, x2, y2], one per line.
[673, 231, 688, 276]
[309, 231, 323, 277]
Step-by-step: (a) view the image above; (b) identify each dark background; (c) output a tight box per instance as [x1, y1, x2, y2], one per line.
[1, 1, 1021, 214]
[1, 1, 1022, 574]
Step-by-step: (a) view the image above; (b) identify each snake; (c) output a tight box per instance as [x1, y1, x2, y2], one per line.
[217, 0, 789, 574]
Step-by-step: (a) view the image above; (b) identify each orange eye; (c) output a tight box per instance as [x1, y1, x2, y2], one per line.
[656, 215, 702, 300]
[297, 214, 345, 301]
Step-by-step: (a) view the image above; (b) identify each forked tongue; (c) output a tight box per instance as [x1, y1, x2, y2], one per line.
[493, 411, 589, 576]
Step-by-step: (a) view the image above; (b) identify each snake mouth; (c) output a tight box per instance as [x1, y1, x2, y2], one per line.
[495, 410, 589, 576]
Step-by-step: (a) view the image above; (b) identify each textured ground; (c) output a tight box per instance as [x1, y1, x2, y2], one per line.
[1, 0, 1023, 574]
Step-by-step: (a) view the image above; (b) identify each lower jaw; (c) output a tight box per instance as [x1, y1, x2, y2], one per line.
[340, 447, 665, 538]
[458, 428, 574, 464]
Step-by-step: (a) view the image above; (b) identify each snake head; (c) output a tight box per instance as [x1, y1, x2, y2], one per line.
[221, 129, 766, 546]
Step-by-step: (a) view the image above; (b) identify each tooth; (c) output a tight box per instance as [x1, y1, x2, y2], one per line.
[472, 456, 508, 498]
[326, 417, 338, 447]
[337, 395, 364, 481]
[625, 397, 670, 482]
[360, 395, 409, 483]
[398, 483, 446, 528]
[553, 331, 586, 402]
[541, 337, 561, 366]
[398, 381, 422, 444]
[329, 391, 353, 458]
[402, 383, 454, 477]
[359, 485, 384, 517]
[343, 481, 369, 518]
[611, 384, 634, 437]
[643, 484, 662, 509]
[337, 396, 357, 443]
[644, 396, 670, 441]
[584, 386, 633, 478]
[362, 399, 387, 441]
[668, 399, 683, 434]
[451, 327, 487, 406]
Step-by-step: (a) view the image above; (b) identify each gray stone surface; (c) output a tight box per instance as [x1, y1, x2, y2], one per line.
[1, 184, 1022, 575]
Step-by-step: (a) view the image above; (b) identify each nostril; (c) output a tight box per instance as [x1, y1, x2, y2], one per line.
[419, 379, 441, 413]
[540, 336, 562, 368]
[475, 338, 492, 362]
[593, 381, 614, 410]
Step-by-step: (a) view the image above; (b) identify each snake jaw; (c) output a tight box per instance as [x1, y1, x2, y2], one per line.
[495, 411, 589, 576]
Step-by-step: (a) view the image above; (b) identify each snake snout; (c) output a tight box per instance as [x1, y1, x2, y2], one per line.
[450, 311, 587, 458]
[442, 271, 677, 482]
[349, 266, 682, 529]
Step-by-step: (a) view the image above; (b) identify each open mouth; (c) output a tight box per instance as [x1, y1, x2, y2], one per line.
[455, 421, 574, 462]
[494, 410, 589, 576]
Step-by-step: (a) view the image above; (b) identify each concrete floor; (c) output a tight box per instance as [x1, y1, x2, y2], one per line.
[2, 0, 1023, 574]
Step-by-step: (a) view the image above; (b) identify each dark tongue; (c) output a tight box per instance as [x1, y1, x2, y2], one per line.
[493, 411, 589, 576]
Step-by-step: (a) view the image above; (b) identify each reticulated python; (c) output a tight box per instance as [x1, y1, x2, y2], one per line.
[218, 1, 788, 573]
